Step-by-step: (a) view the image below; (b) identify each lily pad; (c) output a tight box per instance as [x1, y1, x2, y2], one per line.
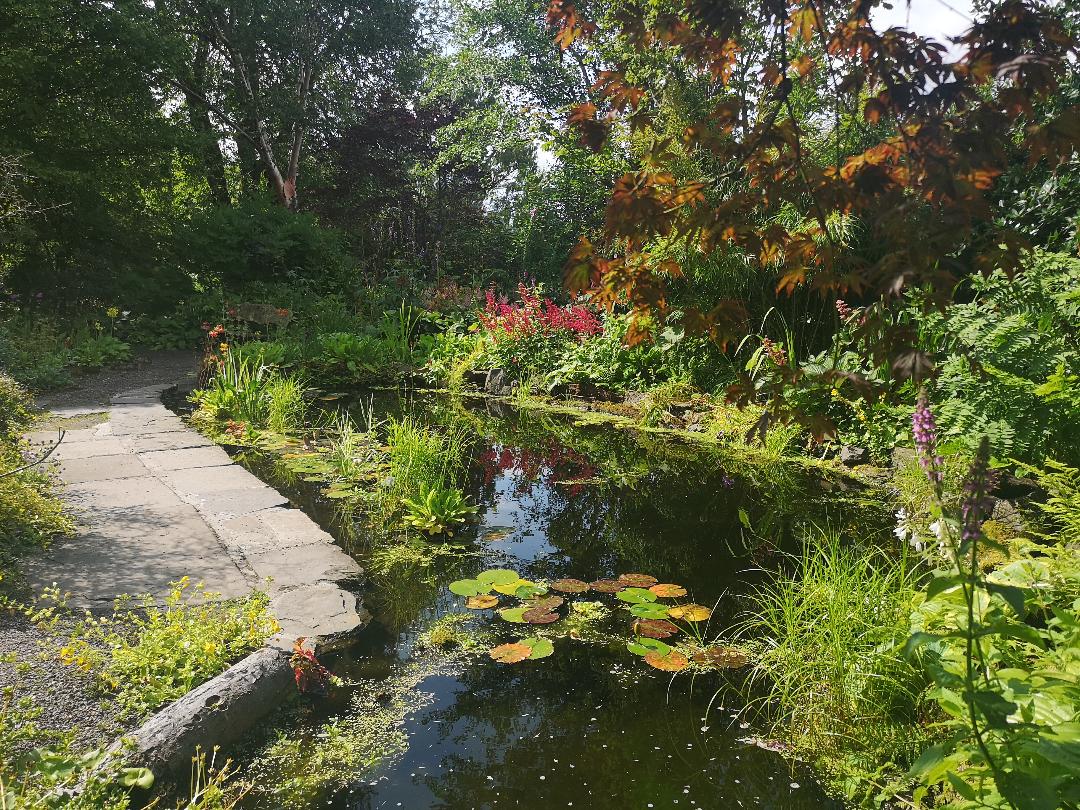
[521, 637, 555, 659]
[616, 587, 657, 604]
[627, 637, 672, 657]
[489, 642, 531, 664]
[618, 573, 658, 587]
[589, 579, 626, 594]
[522, 608, 560, 625]
[629, 602, 671, 619]
[477, 568, 520, 586]
[645, 650, 690, 672]
[449, 578, 491, 597]
[465, 594, 499, 610]
[493, 578, 537, 595]
[514, 583, 549, 599]
[498, 607, 528, 623]
[632, 618, 679, 639]
[693, 645, 750, 668]
[550, 578, 589, 594]
[526, 596, 564, 611]
[667, 604, 712, 622]
[649, 583, 688, 598]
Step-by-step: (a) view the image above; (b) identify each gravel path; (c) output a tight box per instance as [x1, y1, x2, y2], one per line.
[0, 612, 132, 753]
[34, 349, 201, 415]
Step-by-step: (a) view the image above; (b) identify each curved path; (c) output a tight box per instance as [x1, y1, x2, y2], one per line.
[25, 366, 365, 647]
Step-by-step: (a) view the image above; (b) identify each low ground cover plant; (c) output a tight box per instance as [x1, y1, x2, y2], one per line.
[62, 578, 279, 719]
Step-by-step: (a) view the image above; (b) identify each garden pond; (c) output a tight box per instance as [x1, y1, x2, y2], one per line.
[224, 391, 883, 809]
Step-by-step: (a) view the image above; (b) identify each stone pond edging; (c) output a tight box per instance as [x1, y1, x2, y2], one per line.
[27, 382, 372, 781]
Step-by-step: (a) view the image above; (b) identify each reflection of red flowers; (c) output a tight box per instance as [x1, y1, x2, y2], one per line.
[224, 420, 247, 439]
[208, 324, 225, 339]
[276, 307, 290, 317]
[478, 439, 597, 497]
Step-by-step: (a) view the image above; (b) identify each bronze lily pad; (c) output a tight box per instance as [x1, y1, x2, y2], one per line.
[526, 596, 565, 611]
[667, 604, 712, 622]
[589, 578, 626, 593]
[618, 573, 658, 587]
[489, 642, 531, 663]
[632, 618, 679, 639]
[550, 578, 589, 594]
[644, 650, 690, 672]
[465, 594, 499, 610]
[522, 608, 561, 624]
[693, 645, 750, 668]
[649, 583, 688, 598]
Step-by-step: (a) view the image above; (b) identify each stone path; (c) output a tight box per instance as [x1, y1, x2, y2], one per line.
[25, 383, 366, 647]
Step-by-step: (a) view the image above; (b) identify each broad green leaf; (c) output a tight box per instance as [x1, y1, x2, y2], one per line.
[626, 637, 672, 657]
[449, 578, 491, 597]
[616, 587, 657, 604]
[629, 603, 671, 619]
[477, 568, 519, 585]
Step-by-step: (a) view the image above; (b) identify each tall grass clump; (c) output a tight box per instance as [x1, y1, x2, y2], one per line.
[192, 353, 307, 435]
[385, 416, 469, 497]
[733, 530, 931, 797]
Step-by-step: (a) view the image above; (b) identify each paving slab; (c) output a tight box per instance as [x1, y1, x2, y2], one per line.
[25, 384, 366, 643]
[126, 432, 214, 453]
[138, 446, 233, 472]
[55, 454, 149, 484]
[49, 438, 128, 461]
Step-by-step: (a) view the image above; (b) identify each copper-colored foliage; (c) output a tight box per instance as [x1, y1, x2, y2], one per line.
[489, 643, 532, 664]
[632, 619, 679, 639]
[693, 645, 750, 669]
[589, 578, 626, 593]
[644, 650, 690, 672]
[465, 594, 499, 610]
[649, 583, 687, 598]
[527, 596, 565, 611]
[550, 578, 590, 594]
[522, 608, 561, 625]
[617, 573, 658, 587]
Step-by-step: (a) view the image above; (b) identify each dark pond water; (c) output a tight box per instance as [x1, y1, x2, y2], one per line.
[231, 391, 876, 809]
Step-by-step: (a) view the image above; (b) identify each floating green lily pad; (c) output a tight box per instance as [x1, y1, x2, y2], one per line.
[629, 602, 671, 619]
[616, 587, 657, 604]
[477, 568, 519, 585]
[449, 578, 491, 597]
[498, 606, 528, 623]
[514, 583, 549, 599]
[627, 637, 672, 657]
[521, 637, 554, 659]
[493, 578, 536, 595]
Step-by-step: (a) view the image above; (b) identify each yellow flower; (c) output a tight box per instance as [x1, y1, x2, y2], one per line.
[106, 306, 120, 319]
[219, 343, 229, 354]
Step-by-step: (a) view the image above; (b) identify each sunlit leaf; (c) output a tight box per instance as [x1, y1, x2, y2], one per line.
[489, 642, 531, 664]
[521, 637, 555, 659]
[499, 607, 528, 623]
[648, 583, 687, 598]
[692, 645, 749, 668]
[668, 604, 712, 622]
[465, 594, 499, 610]
[616, 587, 657, 604]
[514, 583, 549, 599]
[477, 568, 520, 585]
[645, 650, 690, 671]
[629, 603, 671, 619]
[493, 578, 537, 595]
[627, 637, 672, 657]
[449, 578, 491, 597]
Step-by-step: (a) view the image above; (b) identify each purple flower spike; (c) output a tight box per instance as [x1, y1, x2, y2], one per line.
[912, 391, 943, 486]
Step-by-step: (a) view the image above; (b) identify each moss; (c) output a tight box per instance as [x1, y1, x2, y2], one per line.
[417, 612, 489, 652]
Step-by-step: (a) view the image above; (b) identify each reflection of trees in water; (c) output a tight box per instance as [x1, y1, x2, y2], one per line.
[411, 644, 835, 810]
